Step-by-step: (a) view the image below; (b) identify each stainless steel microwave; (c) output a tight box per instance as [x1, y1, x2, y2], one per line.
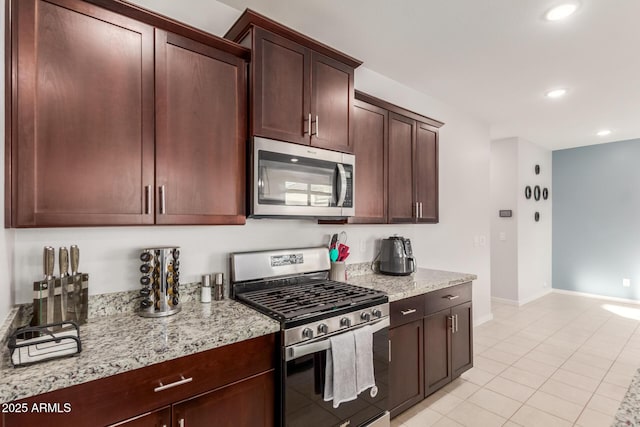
[250, 137, 355, 218]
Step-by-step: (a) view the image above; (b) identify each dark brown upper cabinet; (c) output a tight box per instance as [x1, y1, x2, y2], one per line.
[155, 30, 246, 225]
[225, 9, 360, 154]
[322, 91, 442, 225]
[6, 0, 249, 227]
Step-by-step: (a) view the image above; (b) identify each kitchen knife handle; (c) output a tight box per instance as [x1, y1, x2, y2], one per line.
[159, 185, 166, 215]
[145, 185, 152, 215]
[70, 245, 79, 275]
[59, 247, 69, 277]
[44, 247, 55, 279]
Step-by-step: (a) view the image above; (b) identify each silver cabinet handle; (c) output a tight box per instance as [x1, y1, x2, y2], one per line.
[444, 295, 459, 301]
[455, 314, 459, 332]
[159, 185, 166, 215]
[388, 339, 392, 363]
[305, 113, 311, 135]
[154, 375, 192, 392]
[401, 308, 417, 316]
[145, 185, 152, 215]
[315, 115, 319, 137]
[449, 316, 455, 333]
[178, 419, 185, 427]
[414, 202, 419, 218]
[419, 202, 423, 219]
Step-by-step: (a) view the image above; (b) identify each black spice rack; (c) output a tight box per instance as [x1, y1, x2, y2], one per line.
[8, 321, 82, 367]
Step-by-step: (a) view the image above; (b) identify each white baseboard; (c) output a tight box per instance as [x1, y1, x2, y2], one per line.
[491, 296, 519, 306]
[474, 313, 494, 327]
[552, 288, 640, 305]
[519, 288, 553, 306]
[491, 289, 552, 307]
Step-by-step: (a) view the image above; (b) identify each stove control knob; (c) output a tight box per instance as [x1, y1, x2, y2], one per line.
[340, 317, 351, 328]
[360, 312, 371, 322]
[372, 309, 383, 319]
[317, 323, 328, 335]
[302, 328, 314, 340]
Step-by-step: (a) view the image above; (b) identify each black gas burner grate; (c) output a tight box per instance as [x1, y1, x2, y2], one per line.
[236, 280, 385, 321]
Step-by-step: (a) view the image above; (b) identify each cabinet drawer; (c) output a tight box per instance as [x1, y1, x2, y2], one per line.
[391, 295, 425, 327]
[425, 283, 472, 315]
[5, 333, 276, 427]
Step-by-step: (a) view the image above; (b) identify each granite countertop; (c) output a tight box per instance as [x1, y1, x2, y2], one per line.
[613, 368, 640, 426]
[346, 264, 477, 302]
[0, 298, 279, 404]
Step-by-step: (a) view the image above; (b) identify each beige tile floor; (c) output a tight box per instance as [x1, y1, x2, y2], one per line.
[391, 292, 640, 427]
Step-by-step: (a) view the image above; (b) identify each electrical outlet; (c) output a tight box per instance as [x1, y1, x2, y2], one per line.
[359, 239, 367, 253]
[543, 281, 548, 288]
[479, 235, 487, 247]
[623, 278, 631, 288]
[499, 232, 506, 241]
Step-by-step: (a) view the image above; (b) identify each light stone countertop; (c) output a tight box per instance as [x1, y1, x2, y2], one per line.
[346, 264, 477, 302]
[613, 368, 640, 426]
[0, 298, 279, 404]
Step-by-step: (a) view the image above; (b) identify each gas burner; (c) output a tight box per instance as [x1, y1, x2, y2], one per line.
[236, 280, 386, 322]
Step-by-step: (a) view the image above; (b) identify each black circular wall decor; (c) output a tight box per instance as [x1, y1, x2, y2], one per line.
[534, 185, 541, 201]
[543, 188, 549, 200]
[535, 212, 540, 222]
[525, 186, 532, 199]
[535, 164, 540, 175]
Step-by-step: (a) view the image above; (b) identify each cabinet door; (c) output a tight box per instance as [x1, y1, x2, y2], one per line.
[415, 122, 439, 223]
[388, 113, 416, 223]
[253, 28, 310, 145]
[108, 407, 171, 427]
[155, 30, 246, 225]
[424, 309, 452, 396]
[350, 99, 387, 223]
[389, 319, 424, 417]
[310, 52, 354, 153]
[11, 0, 155, 227]
[451, 302, 473, 378]
[173, 371, 275, 427]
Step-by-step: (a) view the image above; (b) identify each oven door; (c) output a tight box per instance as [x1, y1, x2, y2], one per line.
[252, 137, 354, 218]
[282, 319, 390, 427]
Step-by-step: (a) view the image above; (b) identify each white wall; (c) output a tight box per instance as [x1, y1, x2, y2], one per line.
[490, 138, 518, 301]
[5, 0, 492, 326]
[489, 137, 552, 305]
[517, 139, 552, 303]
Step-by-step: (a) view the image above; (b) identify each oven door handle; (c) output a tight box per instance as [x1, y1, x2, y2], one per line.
[285, 317, 390, 361]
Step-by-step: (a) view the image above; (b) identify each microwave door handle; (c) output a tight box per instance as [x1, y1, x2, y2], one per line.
[286, 317, 390, 361]
[336, 164, 347, 207]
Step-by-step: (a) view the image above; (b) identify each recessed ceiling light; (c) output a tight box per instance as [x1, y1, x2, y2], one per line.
[545, 88, 567, 99]
[545, 3, 579, 21]
[597, 129, 611, 136]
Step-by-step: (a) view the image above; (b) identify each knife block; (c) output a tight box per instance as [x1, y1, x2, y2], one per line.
[32, 273, 88, 329]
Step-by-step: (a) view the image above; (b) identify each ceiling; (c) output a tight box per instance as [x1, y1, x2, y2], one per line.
[217, 0, 640, 150]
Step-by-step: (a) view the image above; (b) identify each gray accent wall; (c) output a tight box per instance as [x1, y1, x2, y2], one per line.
[553, 138, 640, 300]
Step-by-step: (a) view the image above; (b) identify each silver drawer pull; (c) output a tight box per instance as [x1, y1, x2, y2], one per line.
[444, 295, 459, 301]
[401, 308, 417, 316]
[154, 375, 193, 392]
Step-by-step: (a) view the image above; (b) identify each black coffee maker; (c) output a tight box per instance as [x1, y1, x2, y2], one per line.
[379, 236, 416, 276]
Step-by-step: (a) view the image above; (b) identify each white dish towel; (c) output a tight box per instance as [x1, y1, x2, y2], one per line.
[324, 326, 377, 408]
[324, 331, 357, 408]
[354, 325, 375, 393]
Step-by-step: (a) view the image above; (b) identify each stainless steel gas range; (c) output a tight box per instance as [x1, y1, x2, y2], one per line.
[231, 247, 390, 427]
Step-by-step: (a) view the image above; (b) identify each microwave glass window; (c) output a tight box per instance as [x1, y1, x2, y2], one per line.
[258, 151, 338, 207]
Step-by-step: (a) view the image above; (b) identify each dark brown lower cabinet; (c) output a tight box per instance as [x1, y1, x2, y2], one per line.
[111, 407, 171, 427]
[389, 319, 423, 417]
[389, 283, 473, 419]
[172, 372, 274, 427]
[3, 334, 276, 427]
[424, 310, 452, 396]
